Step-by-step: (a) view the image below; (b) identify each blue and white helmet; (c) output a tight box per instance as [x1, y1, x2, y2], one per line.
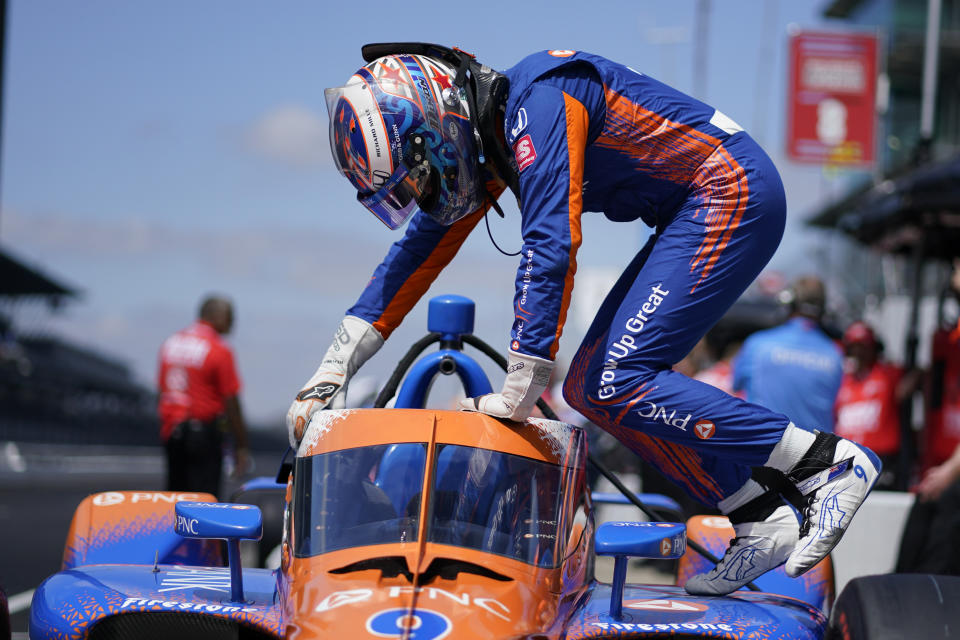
[324, 54, 484, 229]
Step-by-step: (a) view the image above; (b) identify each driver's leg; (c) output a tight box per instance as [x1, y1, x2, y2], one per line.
[564, 134, 880, 594]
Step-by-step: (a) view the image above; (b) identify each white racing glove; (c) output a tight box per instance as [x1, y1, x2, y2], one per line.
[458, 351, 554, 422]
[286, 315, 383, 446]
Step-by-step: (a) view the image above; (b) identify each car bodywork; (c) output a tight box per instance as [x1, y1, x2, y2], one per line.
[31, 407, 828, 639]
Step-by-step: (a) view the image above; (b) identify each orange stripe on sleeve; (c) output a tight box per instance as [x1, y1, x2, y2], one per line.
[551, 92, 588, 359]
[372, 189, 502, 338]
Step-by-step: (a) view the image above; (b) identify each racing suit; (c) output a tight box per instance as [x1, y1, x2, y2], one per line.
[347, 50, 789, 507]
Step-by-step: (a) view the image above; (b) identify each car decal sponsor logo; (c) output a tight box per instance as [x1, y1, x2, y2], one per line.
[184, 502, 252, 509]
[367, 608, 451, 639]
[623, 599, 709, 612]
[315, 589, 374, 612]
[701, 516, 731, 529]
[548, 50, 576, 57]
[654, 534, 686, 557]
[314, 587, 510, 622]
[92, 492, 125, 506]
[159, 567, 232, 593]
[694, 420, 716, 439]
[591, 621, 733, 632]
[92, 492, 203, 506]
[513, 134, 537, 172]
[120, 598, 259, 614]
[175, 515, 199, 535]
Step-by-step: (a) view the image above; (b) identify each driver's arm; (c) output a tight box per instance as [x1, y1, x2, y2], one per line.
[459, 83, 589, 421]
[349, 183, 502, 339]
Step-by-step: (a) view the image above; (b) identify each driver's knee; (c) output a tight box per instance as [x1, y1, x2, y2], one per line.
[562, 362, 660, 417]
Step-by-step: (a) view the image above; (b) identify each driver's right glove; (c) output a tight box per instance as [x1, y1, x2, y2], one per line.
[286, 315, 383, 447]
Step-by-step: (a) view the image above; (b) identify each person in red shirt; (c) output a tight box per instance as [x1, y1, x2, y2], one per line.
[896, 261, 960, 577]
[834, 321, 907, 489]
[158, 296, 250, 497]
[926, 260, 960, 472]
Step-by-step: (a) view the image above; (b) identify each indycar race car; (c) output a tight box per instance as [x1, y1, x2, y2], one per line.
[28, 295, 960, 639]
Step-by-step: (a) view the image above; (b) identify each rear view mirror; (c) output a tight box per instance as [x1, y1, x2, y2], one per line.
[175, 502, 262, 602]
[595, 521, 686, 619]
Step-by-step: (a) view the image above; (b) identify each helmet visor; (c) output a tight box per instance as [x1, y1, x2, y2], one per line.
[357, 162, 437, 230]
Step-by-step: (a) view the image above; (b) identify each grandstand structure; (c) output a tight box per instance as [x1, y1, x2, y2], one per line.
[0, 247, 159, 446]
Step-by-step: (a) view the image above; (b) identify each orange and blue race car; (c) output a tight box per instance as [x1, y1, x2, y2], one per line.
[28, 296, 960, 639]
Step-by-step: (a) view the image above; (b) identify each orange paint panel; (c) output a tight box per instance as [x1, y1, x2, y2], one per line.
[62, 490, 218, 569]
[287, 543, 564, 639]
[300, 408, 580, 466]
[298, 408, 436, 457]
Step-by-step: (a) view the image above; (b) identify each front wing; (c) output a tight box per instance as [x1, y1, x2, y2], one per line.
[30, 564, 281, 640]
[566, 583, 825, 639]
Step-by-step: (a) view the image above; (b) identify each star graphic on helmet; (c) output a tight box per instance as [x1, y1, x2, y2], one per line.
[379, 63, 407, 86]
[431, 72, 452, 90]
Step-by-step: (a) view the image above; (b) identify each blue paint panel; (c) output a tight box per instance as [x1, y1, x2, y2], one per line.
[30, 564, 281, 639]
[565, 582, 825, 639]
[63, 512, 222, 569]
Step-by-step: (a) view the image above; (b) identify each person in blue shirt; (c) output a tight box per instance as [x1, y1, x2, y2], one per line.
[734, 276, 844, 432]
[287, 43, 881, 595]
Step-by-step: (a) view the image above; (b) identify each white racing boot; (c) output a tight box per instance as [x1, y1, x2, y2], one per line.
[685, 425, 881, 595]
[684, 503, 798, 596]
[783, 430, 881, 577]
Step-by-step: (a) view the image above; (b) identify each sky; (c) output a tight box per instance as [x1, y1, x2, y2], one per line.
[0, 0, 863, 428]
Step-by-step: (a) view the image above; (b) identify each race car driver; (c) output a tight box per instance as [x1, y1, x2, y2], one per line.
[288, 43, 881, 595]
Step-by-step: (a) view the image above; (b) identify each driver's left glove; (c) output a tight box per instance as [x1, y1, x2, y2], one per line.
[458, 351, 553, 421]
[286, 315, 383, 446]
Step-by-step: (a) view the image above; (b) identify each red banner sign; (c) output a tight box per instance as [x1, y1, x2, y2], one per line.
[787, 30, 878, 167]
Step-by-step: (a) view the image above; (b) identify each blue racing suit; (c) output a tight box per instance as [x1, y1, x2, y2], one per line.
[733, 317, 844, 433]
[348, 50, 790, 507]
